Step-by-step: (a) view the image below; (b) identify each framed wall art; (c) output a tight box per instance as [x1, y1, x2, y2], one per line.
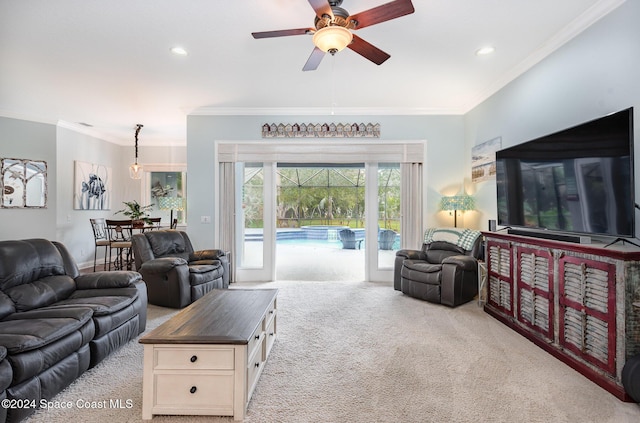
[472, 137, 501, 182]
[1, 157, 47, 208]
[74, 161, 112, 210]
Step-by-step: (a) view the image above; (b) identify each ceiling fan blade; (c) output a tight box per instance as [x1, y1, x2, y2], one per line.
[302, 47, 326, 71]
[347, 34, 390, 65]
[252, 28, 312, 39]
[349, 0, 415, 30]
[308, 0, 333, 19]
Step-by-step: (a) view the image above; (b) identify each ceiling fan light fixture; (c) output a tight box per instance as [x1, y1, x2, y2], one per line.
[312, 26, 353, 54]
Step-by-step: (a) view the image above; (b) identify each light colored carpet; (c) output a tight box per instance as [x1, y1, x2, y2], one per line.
[24, 281, 640, 423]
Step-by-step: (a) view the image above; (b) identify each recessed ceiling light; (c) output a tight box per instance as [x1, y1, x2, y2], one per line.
[475, 46, 495, 56]
[170, 46, 188, 56]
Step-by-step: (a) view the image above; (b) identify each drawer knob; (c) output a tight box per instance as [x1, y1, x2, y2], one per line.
[255, 362, 260, 368]
[190, 386, 197, 394]
[270, 310, 274, 314]
[269, 332, 275, 336]
[190, 355, 198, 363]
[255, 334, 261, 340]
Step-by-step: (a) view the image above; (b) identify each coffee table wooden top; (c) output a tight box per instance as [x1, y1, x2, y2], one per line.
[139, 289, 278, 345]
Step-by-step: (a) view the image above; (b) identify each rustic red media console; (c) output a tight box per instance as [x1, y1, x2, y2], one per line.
[482, 231, 640, 401]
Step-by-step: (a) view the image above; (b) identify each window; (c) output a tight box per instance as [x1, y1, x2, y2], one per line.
[143, 167, 187, 226]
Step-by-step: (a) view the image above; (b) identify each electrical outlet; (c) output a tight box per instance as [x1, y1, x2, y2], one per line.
[201, 216, 211, 224]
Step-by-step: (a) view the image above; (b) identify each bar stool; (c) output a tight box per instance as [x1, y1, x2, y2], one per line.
[105, 219, 133, 270]
[90, 218, 110, 271]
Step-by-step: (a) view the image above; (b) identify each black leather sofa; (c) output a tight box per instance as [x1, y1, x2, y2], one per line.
[0, 239, 147, 423]
[131, 230, 229, 309]
[394, 228, 482, 307]
[0, 347, 11, 423]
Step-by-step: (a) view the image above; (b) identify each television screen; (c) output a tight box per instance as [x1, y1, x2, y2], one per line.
[496, 107, 634, 238]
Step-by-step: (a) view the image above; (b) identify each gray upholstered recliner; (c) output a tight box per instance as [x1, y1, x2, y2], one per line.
[394, 228, 482, 307]
[131, 230, 229, 308]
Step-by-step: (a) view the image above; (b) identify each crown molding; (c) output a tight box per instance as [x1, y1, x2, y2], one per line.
[0, 109, 57, 125]
[460, 0, 627, 113]
[189, 106, 465, 116]
[56, 120, 125, 145]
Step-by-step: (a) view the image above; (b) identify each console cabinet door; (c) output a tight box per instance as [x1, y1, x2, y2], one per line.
[559, 256, 616, 375]
[516, 246, 554, 341]
[486, 240, 513, 314]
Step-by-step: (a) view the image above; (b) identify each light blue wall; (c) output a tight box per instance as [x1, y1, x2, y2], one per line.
[0, 116, 57, 240]
[0, 118, 186, 267]
[186, 114, 466, 249]
[55, 125, 138, 265]
[465, 0, 640, 235]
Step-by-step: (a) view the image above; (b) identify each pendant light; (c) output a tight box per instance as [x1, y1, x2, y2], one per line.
[129, 124, 144, 179]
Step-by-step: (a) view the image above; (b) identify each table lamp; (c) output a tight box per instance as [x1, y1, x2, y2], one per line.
[158, 197, 185, 228]
[440, 195, 474, 227]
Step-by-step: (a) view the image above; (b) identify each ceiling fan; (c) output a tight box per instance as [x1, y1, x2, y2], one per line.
[251, 0, 415, 71]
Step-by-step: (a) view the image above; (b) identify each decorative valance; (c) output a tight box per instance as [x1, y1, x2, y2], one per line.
[262, 123, 380, 138]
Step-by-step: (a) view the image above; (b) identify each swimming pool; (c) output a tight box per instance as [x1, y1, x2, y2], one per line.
[246, 225, 365, 243]
[245, 225, 400, 249]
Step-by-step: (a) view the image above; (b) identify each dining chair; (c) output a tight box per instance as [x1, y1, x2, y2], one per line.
[147, 217, 162, 230]
[89, 218, 110, 271]
[105, 219, 133, 270]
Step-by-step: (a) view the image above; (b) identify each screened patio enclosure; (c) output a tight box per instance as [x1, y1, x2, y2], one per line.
[276, 164, 399, 232]
[242, 164, 401, 280]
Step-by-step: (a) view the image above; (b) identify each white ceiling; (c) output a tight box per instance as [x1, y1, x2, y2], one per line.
[0, 0, 625, 146]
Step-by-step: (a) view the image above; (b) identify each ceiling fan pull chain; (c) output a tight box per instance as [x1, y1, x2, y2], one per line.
[330, 55, 336, 115]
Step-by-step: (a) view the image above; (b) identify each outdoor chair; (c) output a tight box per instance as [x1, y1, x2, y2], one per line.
[339, 228, 362, 249]
[378, 229, 397, 250]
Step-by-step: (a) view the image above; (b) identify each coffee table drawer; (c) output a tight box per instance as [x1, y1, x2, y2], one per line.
[265, 312, 276, 357]
[154, 346, 235, 370]
[267, 298, 277, 320]
[247, 351, 263, 400]
[155, 372, 234, 411]
[247, 324, 263, 360]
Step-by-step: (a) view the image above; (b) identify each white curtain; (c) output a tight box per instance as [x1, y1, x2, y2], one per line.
[400, 163, 423, 249]
[219, 162, 236, 282]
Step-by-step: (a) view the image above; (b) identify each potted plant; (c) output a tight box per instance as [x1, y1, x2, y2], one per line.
[116, 200, 153, 228]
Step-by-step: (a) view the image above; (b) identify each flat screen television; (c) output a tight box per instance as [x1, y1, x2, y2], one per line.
[496, 107, 635, 239]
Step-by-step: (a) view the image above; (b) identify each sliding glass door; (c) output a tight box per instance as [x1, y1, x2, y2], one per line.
[215, 140, 425, 283]
[234, 162, 275, 282]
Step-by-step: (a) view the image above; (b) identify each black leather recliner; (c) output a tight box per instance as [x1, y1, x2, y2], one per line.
[0, 238, 147, 423]
[0, 347, 11, 423]
[131, 230, 229, 309]
[394, 228, 482, 307]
